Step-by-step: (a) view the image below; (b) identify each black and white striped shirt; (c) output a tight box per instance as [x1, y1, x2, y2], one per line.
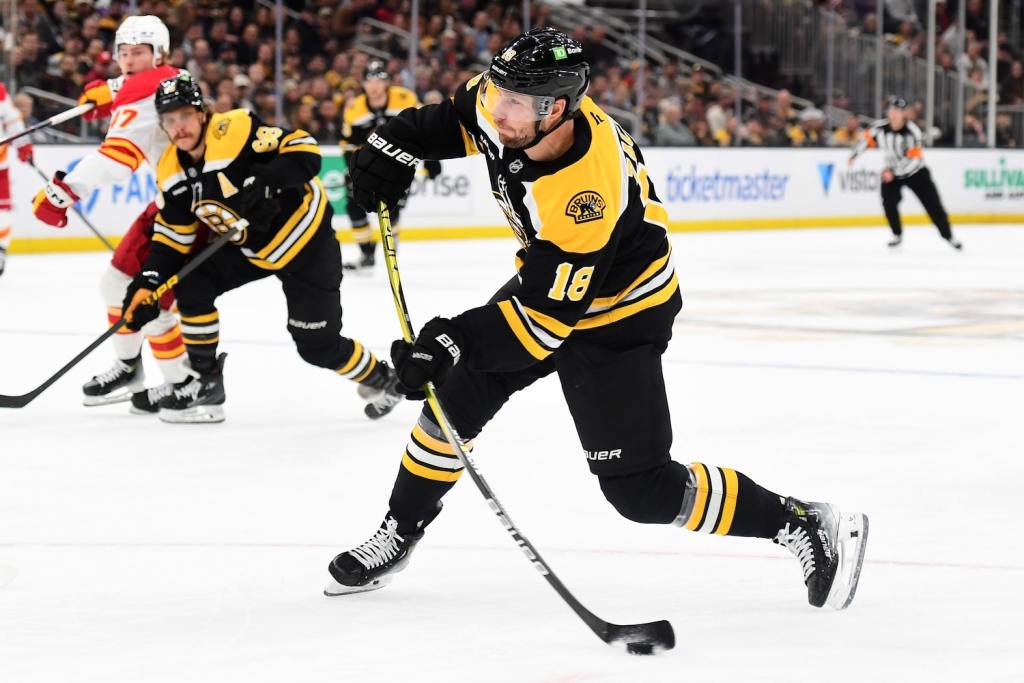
[851, 119, 925, 178]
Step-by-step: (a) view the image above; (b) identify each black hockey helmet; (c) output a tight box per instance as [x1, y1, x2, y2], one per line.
[485, 27, 590, 119]
[364, 60, 389, 81]
[155, 72, 204, 114]
[887, 96, 908, 110]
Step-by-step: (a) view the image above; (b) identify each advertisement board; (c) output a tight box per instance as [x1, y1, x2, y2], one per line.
[7, 145, 1023, 253]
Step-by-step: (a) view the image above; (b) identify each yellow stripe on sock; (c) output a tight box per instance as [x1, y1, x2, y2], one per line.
[401, 452, 463, 482]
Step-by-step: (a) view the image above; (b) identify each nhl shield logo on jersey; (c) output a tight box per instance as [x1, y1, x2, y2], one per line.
[565, 191, 606, 224]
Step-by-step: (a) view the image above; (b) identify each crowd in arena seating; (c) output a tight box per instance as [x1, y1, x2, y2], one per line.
[3, 0, 1020, 149]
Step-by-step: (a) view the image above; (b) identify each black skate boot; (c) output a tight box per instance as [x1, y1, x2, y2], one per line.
[774, 497, 869, 610]
[129, 383, 175, 415]
[360, 362, 404, 420]
[157, 353, 227, 423]
[324, 504, 441, 597]
[945, 237, 963, 250]
[0, 245, 7, 277]
[82, 355, 146, 406]
[343, 244, 376, 273]
[887, 235, 902, 248]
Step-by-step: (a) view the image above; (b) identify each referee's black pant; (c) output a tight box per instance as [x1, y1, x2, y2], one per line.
[881, 167, 953, 240]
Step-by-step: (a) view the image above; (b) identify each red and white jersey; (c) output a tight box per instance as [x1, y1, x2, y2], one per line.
[62, 65, 181, 198]
[0, 83, 28, 172]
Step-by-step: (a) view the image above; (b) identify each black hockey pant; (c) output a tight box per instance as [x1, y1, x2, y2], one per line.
[881, 167, 953, 239]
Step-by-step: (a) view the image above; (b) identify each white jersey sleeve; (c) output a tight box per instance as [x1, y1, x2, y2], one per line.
[0, 83, 28, 153]
[62, 66, 180, 198]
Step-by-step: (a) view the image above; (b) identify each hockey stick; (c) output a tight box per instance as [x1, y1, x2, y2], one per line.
[0, 228, 238, 409]
[28, 160, 115, 252]
[0, 102, 95, 148]
[376, 201, 675, 654]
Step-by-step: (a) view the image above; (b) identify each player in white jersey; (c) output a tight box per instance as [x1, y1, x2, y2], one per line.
[0, 82, 34, 278]
[32, 15, 192, 413]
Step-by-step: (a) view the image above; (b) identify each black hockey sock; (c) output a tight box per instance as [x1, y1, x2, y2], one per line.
[677, 462, 787, 539]
[388, 414, 469, 534]
[180, 310, 219, 371]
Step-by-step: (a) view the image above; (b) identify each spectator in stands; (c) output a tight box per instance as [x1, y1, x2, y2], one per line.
[789, 108, 828, 147]
[775, 89, 799, 129]
[690, 118, 716, 146]
[654, 98, 695, 146]
[13, 91, 37, 128]
[996, 113, 1019, 148]
[1002, 60, 1024, 105]
[962, 113, 987, 147]
[738, 118, 768, 147]
[831, 114, 864, 147]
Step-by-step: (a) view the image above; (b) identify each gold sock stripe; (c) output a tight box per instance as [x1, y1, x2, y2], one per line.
[412, 423, 457, 455]
[181, 311, 220, 325]
[684, 462, 710, 531]
[684, 462, 740, 535]
[336, 341, 364, 375]
[401, 452, 463, 482]
[714, 468, 739, 535]
[352, 354, 378, 382]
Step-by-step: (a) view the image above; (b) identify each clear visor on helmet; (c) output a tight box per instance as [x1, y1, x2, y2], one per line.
[480, 74, 555, 124]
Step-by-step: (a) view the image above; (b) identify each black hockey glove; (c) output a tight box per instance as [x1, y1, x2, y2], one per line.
[239, 168, 281, 236]
[390, 317, 464, 400]
[423, 158, 442, 179]
[350, 130, 420, 213]
[122, 269, 162, 332]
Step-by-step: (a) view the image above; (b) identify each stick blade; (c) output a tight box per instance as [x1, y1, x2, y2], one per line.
[0, 393, 34, 409]
[604, 619, 675, 653]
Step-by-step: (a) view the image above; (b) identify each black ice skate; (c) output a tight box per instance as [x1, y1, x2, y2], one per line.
[0, 244, 7, 277]
[82, 356, 146, 406]
[157, 353, 227, 424]
[130, 383, 175, 415]
[324, 515, 424, 596]
[946, 237, 963, 250]
[343, 246, 376, 274]
[887, 235, 903, 248]
[362, 363, 404, 420]
[773, 497, 868, 610]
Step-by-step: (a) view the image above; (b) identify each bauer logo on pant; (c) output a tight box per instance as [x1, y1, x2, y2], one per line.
[565, 190, 605, 224]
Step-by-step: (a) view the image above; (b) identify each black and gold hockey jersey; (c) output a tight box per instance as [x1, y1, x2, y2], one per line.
[379, 73, 677, 372]
[150, 109, 328, 273]
[341, 86, 420, 151]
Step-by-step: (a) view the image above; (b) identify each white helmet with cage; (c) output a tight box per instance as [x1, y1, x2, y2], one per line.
[115, 15, 171, 67]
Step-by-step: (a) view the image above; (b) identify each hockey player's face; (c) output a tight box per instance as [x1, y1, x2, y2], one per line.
[363, 78, 388, 101]
[117, 44, 155, 76]
[161, 107, 205, 150]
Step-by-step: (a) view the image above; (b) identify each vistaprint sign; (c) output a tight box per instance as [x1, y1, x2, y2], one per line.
[816, 163, 879, 195]
[963, 157, 1024, 200]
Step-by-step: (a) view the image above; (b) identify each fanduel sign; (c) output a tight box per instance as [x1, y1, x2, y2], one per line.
[817, 162, 879, 195]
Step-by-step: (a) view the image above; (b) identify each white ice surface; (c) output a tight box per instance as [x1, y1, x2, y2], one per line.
[1, 225, 1022, 682]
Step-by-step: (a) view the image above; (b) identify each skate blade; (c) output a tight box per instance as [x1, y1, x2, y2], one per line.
[158, 405, 226, 424]
[82, 390, 134, 406]
[129, 405, 159, 416]
[825, 512, 869, 610]
[323, 574, 393, 597]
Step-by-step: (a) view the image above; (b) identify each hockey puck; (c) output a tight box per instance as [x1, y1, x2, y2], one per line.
[626, 642, 654, 656]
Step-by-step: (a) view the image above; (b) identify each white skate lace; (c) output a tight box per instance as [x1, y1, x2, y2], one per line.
[145, 383, 174, 403]
[174, 379, 202, 401]
[95, 361, 133, 387]
[775, 523, 816, 581]
[349, 518, 403, 569]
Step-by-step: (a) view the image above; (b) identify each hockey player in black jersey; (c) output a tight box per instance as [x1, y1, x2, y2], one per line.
[324, 29, 868, 611]
[340, 59, 440, 271]
[123, 73, 404, 423]
[850, 96, 962, 250]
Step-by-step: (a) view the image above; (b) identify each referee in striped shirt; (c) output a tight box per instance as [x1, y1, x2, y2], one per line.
[850, 97, 962, 250]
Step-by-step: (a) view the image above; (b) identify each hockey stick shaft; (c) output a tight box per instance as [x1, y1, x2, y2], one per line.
[376, 202, 672, 649]
[0, 103, 95, 148]
[28, 160, 115, 252]
[0, 228, 238, 409]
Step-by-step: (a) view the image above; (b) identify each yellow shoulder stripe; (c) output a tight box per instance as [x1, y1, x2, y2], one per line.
[204, 109, 253, 165]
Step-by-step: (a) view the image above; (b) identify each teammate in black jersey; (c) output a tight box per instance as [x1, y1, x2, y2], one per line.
[850, 97, 962, 250]
[123, 73, 404, 423]
[340, 60, 441, 271]
[324, 28, 869, 611]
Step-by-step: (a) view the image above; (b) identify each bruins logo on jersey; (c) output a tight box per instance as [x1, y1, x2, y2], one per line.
[565, 191, 606, 224]
[194, 201, 248, 243]
[212, 117, 231, 139]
